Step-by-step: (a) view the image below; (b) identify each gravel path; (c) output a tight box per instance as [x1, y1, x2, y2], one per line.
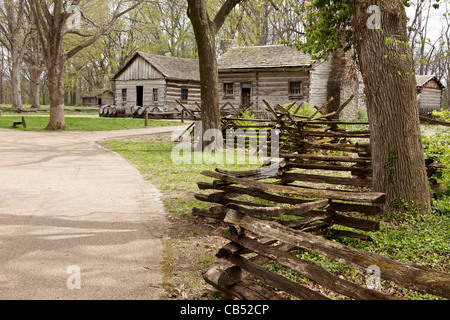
[0, 126, 187, 300]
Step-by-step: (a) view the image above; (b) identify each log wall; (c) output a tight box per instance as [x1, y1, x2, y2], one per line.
[218, 69, 310, 119]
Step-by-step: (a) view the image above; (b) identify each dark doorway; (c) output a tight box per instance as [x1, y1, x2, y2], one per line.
[98, 98, 102, 106]
[241, 84, 251, 106]
[136, 86, 144, 107]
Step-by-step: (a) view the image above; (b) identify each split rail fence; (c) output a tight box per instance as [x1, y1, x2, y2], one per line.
[191, 97, 449, 300]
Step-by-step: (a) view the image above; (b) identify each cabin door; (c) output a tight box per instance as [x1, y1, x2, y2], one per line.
[241, 83, 251, 106]
[136, 86, 144, 107]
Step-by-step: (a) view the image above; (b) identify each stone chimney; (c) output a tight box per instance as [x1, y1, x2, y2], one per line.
[326, 48, 360, 121]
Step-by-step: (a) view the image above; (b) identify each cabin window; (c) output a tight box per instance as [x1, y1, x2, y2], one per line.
[224, 83, 234, 96]
[289, 82, 303, 96]
[181, 89, 189, 101]
[122, 89, 127, 102]
[153, 88, 158, 102]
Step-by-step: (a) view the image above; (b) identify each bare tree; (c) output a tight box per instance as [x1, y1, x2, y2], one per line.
[350, 0, 431, 210]
[0, 0, 32, 110]
[28, 0, 144, 130]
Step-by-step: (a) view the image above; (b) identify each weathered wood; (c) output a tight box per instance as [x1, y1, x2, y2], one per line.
[308, 98, 334, 121]
[218, 265, 243, 287]
[216, 228, 401, 300]
[224, 210, 450, 299]
[203, 267, 283, 300]
[328, 229, 373, 241]
[226, 199, 330, 218]
[300, 130, 371, 138]
[286, 162, 372, 174]
[226, 253, 329, 300]
[13, 117, 26, 128]
[192, 207, 227, 219]
[327, 213, 380, 231]
[419, 116, 450, 127]
[197, 182, 312, 205]
[215, 166, 287, 180]
[279, 172, 372, 188]
[194, 193, 272, 209]
[200, 171, 385, 203]
[284, 208, 334, 225]
[279, 153, 372, 164]
[328, 202, 382, 216]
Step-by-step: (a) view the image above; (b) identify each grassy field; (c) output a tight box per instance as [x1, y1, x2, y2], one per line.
[103, 134, 449, 300]
[0, 104, 99, 115]
[0, 116, 183, 131]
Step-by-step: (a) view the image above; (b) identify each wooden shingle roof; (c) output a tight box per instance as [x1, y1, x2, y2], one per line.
[83, 89, 113, 98]
[416, 75, 446, 89]
[114, 52, 200, 82]
[218, 45, 315, 71]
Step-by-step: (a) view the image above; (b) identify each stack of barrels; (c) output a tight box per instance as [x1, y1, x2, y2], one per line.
[99, 105, 126, 118]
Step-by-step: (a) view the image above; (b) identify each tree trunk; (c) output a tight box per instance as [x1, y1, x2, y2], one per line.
[46, 51, 66, 130]
[10, 47, 23, 110]
[29, 66, 42, 109]
[350, 0, 431, 211]
[187, 0, 222, 137]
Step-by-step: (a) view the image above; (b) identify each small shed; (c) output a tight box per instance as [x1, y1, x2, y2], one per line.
[112, 52, 201, 114]
[416, 75, 445, 112]
[82, 89, 114, 107]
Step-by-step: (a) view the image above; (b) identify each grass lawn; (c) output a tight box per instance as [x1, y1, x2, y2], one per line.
[0, 104, 99, 115]
[103, 135, 449, 300]
[0, 116, 183, 131]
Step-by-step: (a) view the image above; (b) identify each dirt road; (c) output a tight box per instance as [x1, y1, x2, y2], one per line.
[0, 126, 187, 300]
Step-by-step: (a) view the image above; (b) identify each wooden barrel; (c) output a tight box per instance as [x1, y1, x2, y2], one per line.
[116, 106, 126, 117]
[99, 105, 108, 117]
[106, 106, 113, 116]
[130, 105, 139, 116]
[137, 106, 145, 117]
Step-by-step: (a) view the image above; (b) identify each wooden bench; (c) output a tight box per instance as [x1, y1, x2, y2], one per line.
[13, 117, 26, 128]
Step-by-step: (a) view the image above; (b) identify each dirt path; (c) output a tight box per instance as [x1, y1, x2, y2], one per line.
[0, 126, 187, 300]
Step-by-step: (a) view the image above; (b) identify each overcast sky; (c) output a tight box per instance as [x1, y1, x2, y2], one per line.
[405, 1, 448, 42]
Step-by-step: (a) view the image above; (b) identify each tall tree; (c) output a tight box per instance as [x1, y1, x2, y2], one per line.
[187, 0, 244, 136]
[296, 0, 434, 211]
[0, 0, 31, 110]
[351, 0, 431, 211]
[28, 0, 143, 130]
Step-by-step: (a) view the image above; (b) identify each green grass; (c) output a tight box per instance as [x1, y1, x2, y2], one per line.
[0, 104, 99, 115]
[0, 116, 182, 131]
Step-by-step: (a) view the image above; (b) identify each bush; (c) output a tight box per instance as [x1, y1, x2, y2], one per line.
[285, 102, 316, 118]
[422, 130, 450, 215]
[234, 109, 256, 127]
[432, 109, 450, 122]
[358, 107, 368, 121]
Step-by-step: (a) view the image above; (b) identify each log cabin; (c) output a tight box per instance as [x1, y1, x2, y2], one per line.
[82, 89, 114, 107]
[112, 52, 201, 115]
[416, 75, 446, 113]
[217, 45, 360, 120]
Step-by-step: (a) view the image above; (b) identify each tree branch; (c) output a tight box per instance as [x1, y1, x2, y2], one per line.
[63, 0, 144, 61]
[213, 0, 244, 34]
